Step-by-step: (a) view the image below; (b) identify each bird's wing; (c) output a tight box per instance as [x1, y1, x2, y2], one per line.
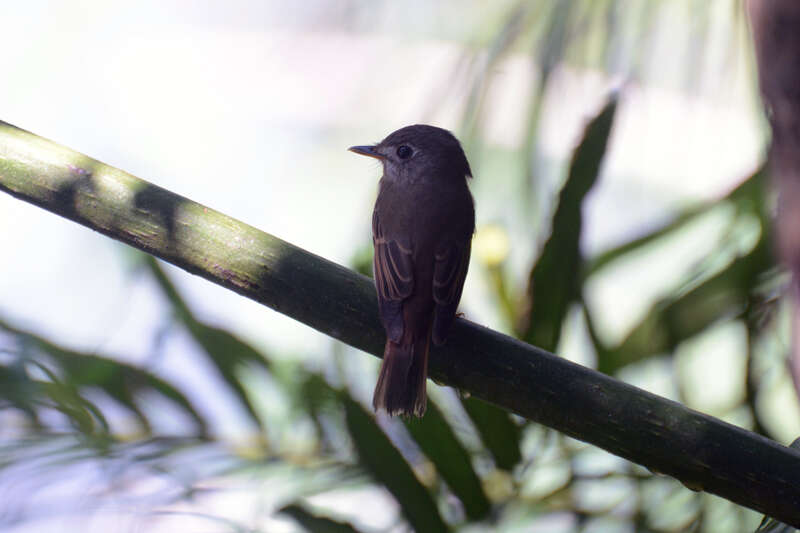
[372, 209, 414, 343]
[432, 240, 471, 345]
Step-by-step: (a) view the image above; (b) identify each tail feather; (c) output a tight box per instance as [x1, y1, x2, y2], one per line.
[372, 335, 430, 417]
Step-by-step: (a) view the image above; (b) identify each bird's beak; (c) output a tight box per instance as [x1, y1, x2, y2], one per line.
[348, 145, 385, 160]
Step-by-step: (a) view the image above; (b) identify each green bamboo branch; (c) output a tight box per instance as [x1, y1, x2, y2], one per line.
[1, 121, 800, 526]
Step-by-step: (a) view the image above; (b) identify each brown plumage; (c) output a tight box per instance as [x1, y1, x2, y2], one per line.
[350, 125, 475, 417]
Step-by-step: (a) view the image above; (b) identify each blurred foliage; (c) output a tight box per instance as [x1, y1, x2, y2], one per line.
[519, 96, 618, 352]
[0, 1, 794, 532]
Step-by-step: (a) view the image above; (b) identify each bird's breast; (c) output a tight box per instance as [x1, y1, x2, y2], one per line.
[376, 178, 473, 251]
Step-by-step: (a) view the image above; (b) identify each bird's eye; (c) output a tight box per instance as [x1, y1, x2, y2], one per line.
[396, 145, 413, 159]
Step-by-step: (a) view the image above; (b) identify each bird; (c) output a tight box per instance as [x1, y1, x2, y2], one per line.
[349, 124, 475, 417]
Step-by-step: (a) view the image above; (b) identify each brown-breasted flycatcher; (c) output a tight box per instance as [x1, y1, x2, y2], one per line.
[350, 125, 475, 417]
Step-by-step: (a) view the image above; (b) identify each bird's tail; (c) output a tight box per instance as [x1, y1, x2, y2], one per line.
[372, 330, 431, 417]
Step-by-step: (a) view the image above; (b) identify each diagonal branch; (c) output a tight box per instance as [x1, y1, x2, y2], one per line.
[1, 121, 800, 526]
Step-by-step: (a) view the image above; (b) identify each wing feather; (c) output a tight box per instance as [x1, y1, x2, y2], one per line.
[372, 210, 414, 342]
[432, 241, 471, 345]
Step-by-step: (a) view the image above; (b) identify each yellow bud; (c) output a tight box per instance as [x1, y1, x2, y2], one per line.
[473, 223, 510, 267]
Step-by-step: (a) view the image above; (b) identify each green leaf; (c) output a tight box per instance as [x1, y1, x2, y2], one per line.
[343, 395, 449, 533]
[0, 363, 41, 424]
[601, 235, 774, 374]
[279, 503, 363, 533]
[35, 362, 110, 435]
[145, 256, 271, 430]
[182, 321, 269, 426]
[404, 401, 491, 520]
[0, 316, 208, 435]
[583, 166, 769, 374]
[520, 96, 618, 351]
[585, 166, 767, 276]
[460, 396, 521, 471]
